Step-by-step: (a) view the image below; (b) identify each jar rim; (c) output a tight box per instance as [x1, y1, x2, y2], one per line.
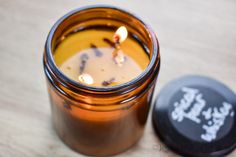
[45, 5, 160, 93]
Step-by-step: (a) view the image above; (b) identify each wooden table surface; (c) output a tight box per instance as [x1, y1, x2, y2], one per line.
[0, 0, 235, 156]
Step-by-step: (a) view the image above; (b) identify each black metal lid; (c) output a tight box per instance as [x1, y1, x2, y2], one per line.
[152, 75, 236, 157]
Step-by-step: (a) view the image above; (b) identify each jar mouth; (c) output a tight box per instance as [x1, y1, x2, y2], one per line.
[45, 5, 160, 93]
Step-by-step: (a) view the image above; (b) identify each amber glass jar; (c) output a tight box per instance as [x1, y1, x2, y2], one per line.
[43, 6, 160, 157]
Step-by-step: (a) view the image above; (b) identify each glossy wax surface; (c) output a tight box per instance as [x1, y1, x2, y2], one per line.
[54, 27, 150, 87]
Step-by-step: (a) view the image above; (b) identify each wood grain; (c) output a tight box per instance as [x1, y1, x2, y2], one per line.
[0, 0, 235, 156]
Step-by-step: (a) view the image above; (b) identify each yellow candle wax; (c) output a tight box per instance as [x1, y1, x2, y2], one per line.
[54, 27, 150, 87]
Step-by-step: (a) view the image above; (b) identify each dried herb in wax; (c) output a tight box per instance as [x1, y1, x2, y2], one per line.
[90, 43, 103, 57]
[80, 53, 89, 74]
[102, 77, 116, 86]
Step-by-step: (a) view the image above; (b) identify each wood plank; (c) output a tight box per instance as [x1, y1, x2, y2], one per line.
[0, 0, 235, 156]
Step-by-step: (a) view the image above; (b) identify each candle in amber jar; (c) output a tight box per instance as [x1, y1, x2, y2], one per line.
[54, 26, 150, 87]
[43, 6, 160, 157]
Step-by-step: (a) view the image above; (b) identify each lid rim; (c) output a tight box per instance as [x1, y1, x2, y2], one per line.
[153, 75, 236, 157]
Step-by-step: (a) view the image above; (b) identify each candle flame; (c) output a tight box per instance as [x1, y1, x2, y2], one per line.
[78, 73, 94, 85]
[113, 26, 128, 43]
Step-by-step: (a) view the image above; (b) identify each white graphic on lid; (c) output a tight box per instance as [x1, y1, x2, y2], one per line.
[231, 111, 235, 117]
[171, 87, 206, 124]
[171, 87, 234, 142]
[201, 102, 233, 142]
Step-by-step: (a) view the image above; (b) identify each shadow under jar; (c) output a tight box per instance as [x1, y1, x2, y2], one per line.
[43, 6, 160, 157]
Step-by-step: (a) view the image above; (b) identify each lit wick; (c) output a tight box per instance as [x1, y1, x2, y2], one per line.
[112, 26, 128, 67]
[113, 26, 128, 44]
[78, 73, 94, 85]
